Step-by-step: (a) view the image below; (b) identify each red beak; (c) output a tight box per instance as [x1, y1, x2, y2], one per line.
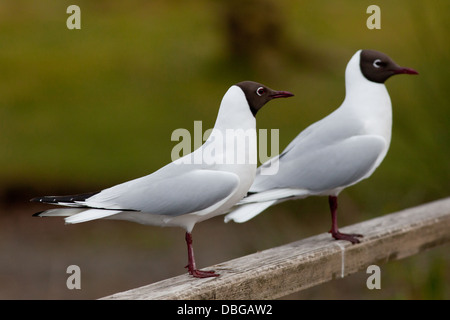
[270, 91, 295, 99]
[393, 67, 419, 75]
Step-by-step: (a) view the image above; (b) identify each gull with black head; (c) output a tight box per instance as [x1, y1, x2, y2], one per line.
[31, 81, 293, 278]
[225, 49, 418, 244]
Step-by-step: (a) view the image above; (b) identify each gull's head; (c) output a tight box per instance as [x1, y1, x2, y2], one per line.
[359, 49, 418, 83]
[235, 81, 294, 116]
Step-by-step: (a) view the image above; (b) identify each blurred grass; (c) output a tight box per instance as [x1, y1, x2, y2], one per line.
[1, 0, 449, 207]
[0, 0, 449, 299]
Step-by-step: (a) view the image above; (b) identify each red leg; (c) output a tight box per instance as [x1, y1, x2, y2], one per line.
[328, 196, 363, 244]
[185, 232, 219, 278]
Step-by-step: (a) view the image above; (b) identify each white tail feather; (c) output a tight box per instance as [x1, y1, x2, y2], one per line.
[65, 209, 122, 224]
[224, 200, 277, 223]
[36, 208, 87, 217]
[239, 188, 310, 204]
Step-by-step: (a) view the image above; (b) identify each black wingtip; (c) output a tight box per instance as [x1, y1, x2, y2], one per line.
[29, 192, 99, 204]
[32, 211, 45, 217]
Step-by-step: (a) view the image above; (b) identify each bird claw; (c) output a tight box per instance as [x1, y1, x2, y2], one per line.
[330, 231, 363, 244]
[185, 265, 219, 278]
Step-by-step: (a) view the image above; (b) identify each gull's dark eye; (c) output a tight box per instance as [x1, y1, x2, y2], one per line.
[373, 59, 383, 68]
[256, 87, 266, 96]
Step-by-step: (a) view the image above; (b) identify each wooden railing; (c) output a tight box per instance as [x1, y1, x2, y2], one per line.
[101, 197, 450, 300]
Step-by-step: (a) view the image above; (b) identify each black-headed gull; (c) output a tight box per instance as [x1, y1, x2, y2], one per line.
[225, 50, 418, 244]
[31, 81, 293, 278]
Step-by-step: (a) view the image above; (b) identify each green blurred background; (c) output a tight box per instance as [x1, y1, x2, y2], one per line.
[0, 0, 449, 299]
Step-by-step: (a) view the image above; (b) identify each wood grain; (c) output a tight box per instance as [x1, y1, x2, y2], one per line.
[101, 197, 450, 300]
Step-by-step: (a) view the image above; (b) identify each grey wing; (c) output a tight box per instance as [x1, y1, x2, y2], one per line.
[252, 135, 387, 192]
[85, 169, 240, 216]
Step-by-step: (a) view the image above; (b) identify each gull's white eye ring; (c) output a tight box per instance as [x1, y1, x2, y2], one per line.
[373, 59, 382, 68]
[256, 87, 265, 96]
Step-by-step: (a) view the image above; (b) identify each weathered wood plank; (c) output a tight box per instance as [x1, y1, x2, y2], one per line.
[101, 197, 450, 300]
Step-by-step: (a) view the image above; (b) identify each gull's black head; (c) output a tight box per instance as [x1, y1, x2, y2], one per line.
[360, 49, 418, 83]
[236, 81, 294, 116]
